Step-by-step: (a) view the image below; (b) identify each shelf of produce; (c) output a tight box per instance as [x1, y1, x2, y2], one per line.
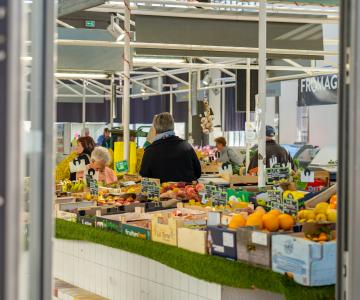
[56, 219, 334, 300]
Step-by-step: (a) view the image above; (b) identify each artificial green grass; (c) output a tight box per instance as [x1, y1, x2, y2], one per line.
[56, 219, 335, 300]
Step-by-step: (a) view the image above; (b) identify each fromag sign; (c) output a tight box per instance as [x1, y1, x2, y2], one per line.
[298, 74, 338, 106]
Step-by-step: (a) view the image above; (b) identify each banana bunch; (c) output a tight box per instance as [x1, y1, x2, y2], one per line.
[55, 152, 78, 181]
[60, 179, 85, 193]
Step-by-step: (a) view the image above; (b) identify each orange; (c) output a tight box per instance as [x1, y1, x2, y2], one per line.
[278, 214, 295, 231]
[330, 195, 337, 205]
[329, 202, 337, 209]
[262, 213, 279, 232]
[228, 214, 246, 229]
[254, 206, 266, 216]
[246, 213, 263, 229]
[268, 209, 281, 217]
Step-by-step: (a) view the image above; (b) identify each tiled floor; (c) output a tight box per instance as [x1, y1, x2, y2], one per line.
[54, 239, 222, 300]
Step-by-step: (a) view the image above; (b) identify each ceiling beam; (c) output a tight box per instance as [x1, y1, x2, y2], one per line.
[58, 0, 106, 17]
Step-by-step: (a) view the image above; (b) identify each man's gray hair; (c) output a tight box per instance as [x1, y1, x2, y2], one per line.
[153, 112, 175, 134]
[91, 146, 111, 165]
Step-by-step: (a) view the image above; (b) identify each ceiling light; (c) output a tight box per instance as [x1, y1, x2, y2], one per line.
[140, 87, 147, 94]
[202, 73, 212, 86]
[55, 72, 109, 79]
[107, 20, 125, 41]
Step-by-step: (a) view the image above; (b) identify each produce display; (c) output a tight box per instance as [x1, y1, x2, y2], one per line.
[55, 173, 337, 290]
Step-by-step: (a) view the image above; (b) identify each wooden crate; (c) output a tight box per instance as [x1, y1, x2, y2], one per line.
[151, 213, 184, 246]
[236, 227, 285, 269]
[201, 162, 220, 174]
[56, 210, 77, 222]
[305, 184, 337, 208]
[220, 174, 258, 186]
[178, 227, 208, 254]
[55, 196, 75, 205]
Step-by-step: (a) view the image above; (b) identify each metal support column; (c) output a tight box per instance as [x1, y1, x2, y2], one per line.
[188, 71, 193, 143]
[29, 0, 55, 299]
[110, 74, 115, 128]
[82, 79, 86, 129]
[123, 0, 131, 161]
[258, 0, 267, 187]
[169, 86, 174, 115]
[338, 0, 360, 299]
[0, 1, 23, 299]
[245, 58, 251, 170]
[221, 83, 226, 135]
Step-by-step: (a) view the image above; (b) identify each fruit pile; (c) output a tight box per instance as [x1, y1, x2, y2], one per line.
[60, 179, 85, 193]
[228, 207, 295, 232]
[160, 182, 204, 201]
[297, 202, 337, 223]
[96, 193, 139, 206]
[304, 226, 336, 242]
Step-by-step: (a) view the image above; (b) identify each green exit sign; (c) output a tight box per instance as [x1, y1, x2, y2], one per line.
[85, 20, 96, 28]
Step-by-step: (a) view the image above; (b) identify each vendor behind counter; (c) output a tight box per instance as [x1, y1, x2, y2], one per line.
[214, 137, 242, 173]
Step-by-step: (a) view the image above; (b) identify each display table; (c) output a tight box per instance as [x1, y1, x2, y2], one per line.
[55, 220, 334, 300]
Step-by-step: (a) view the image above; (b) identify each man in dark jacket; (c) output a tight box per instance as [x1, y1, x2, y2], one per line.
[248, 125, 294, 172]
[140, 112, 201, 183]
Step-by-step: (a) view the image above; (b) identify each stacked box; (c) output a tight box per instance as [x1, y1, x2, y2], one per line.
[178, 227, 208, 254]
[208, 226, 238, 260]
[272, 233, 336, 286]
[236, 227, 284, 268]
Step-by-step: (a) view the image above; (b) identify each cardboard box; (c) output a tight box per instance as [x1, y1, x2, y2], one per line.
[95, 216, 122, 233]
[55, 196, 75, 205]
[272, 233, 336, 286]
[56, 210, 77, 222]
[208, 226, 238, 260]
[236, 227, 284, 269]
[122, 221, 151, 240]
[178, 227, 208, 254]
[151, 213, 184, 246]
[55, 201, 97, 213]
[77, 215, 96, 227]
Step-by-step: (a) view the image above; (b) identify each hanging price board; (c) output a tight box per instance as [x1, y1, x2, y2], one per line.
[265, 164, 290, 184]
[141, 177, 160, 201]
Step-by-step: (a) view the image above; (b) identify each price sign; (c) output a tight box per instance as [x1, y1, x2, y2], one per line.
[115, 160, 128, 173]
[204, 184, 228, 206]
[283, 198, 299, 216]
[141, 177, 160, 201]
[88, 177, 98, 196]
[266, 165, 290, 184]
[267, 190, 283, 211]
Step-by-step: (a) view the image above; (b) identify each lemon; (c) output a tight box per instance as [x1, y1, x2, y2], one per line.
[314, 202, 329, 215]
[315, 213, 327, 222]
[327, 209, 337, 223]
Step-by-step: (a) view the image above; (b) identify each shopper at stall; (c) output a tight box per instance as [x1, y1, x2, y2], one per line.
[248, 125, 294, 172]
[214, 136, 242, 171]
[69, 136, 96, 181]
[143, 126, 156, 149]
[90, 146, 118, 185]
[140, 112, 201, 183]
[97, 128, 111, 148]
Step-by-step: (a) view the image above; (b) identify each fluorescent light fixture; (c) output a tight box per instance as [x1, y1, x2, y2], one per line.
[133, 57, 186, 64]
[55, 72, 109, 79]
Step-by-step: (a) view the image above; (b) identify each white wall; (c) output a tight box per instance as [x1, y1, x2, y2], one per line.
[279, 80, 298, 144]
[309, 105, 338, 147]
[279, 80, 338, 147]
